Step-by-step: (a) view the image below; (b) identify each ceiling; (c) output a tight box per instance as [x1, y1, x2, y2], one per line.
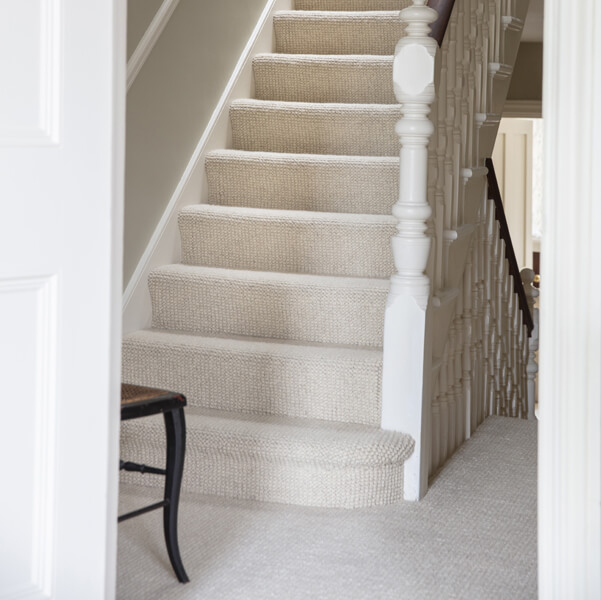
[522, 0, 544, 43]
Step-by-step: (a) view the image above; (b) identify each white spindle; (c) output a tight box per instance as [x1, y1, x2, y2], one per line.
[521, 268, 539, 419]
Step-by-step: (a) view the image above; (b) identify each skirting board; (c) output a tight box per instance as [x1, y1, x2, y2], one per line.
[122, 0, 294, 334]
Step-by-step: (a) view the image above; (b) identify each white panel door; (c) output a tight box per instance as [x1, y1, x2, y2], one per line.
[492, 118, 534, 269]
[0, 1, 125, 598]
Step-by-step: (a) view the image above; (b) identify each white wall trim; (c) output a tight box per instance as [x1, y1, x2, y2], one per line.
[126, 0, 181, 92]
[539, 0, 601, 596]
[122, 0, 293, 333]
[503, 99, 542, 118]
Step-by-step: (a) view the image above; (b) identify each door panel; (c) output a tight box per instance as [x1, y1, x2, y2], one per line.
[0, 1, 125, 598]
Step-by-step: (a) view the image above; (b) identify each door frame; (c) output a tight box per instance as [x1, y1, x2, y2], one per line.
[539, 0, 601, 596]
[0, 2, 126, 597]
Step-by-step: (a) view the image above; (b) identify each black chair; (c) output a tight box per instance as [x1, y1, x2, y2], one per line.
[119, 383, 189, 583]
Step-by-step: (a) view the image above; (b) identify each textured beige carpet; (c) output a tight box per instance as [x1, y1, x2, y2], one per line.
[117, 416, 537, 599]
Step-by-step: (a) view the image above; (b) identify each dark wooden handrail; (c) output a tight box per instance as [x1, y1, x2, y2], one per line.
[485, 158, 534, 336]
[427, 0, 457, 46]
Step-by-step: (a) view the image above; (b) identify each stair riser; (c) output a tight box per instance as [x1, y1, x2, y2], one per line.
[179, 211, 396, 278]
[122, 341, 382, 425]
[253, 57, 395, 104]
[205, 153, 399, 214]
[274, 14, 403, 55]
[120, 420, 405, 508]
[149, 271, 388, 347]
[230, 103, 401, 156]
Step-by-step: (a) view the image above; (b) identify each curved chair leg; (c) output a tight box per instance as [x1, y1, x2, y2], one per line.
[163, 408, 189, 583]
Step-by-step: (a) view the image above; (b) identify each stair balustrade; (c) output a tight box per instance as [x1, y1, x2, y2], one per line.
[384, 0, 533, 499]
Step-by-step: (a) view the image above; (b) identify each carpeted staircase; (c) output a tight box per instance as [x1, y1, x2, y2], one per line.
[121, 0, 416, 508]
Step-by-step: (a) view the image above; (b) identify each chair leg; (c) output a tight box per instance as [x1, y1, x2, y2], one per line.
[163, 408, 189, 583]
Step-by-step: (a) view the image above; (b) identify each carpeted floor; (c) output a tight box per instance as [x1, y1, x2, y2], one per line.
[116, 416, 537, 599]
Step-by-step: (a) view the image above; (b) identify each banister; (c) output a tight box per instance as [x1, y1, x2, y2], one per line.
[485, 158, 534, 336]
[427, 0, 457, 46]
[386, 0, 533, 498]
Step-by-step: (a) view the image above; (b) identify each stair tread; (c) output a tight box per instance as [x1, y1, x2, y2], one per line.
[125, 404, 414, 468]
[206, 148, 399, 165]
[151, 263, 390, 289]
[149, 264, 388, 347]
[230, 100, 401, 156]
[254, 52, 394, 63]
[294, 0, 412, 9]
[178, 203, 395, 277]
[124, 328, 384, 357]
[205, 150, 399, 214]
[274, 10, 403, 56]
[179, 203, 396, 225]
[123, 329, 383, 425]
[275, 10, 403, 18]
[231, 98, 401, 113]
[253, 53, 394, 104]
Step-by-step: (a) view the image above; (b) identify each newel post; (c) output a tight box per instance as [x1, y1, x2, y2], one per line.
[381, 0, 438, 501]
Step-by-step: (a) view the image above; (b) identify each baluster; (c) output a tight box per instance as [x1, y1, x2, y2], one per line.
[462, 244, 475, 435]
[446, 319, 457, 453]
[474, 219, 485, 425]
[521, 268, 540, 419]
[438, 354, 449, 466]
[431, 374, 441, 474]
[482, 198, 495, 415]
[435, 49, 448, 291]
[453, 292, 465, 441]
[494, 232, 505, 414]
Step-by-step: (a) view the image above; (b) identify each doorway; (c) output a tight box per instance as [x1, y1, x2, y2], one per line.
[491, 117, 543, 283]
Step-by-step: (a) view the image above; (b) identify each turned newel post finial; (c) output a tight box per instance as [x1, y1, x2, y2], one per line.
[390, 0, 439, 307]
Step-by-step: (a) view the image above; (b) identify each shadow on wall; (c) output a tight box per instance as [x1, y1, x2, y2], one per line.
[507, 42, 543, 101]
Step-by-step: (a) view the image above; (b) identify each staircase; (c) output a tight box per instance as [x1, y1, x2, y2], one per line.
[121, 0, 418, 508]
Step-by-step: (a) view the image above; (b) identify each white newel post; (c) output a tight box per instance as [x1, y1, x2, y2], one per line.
[381, 0, 438, 501]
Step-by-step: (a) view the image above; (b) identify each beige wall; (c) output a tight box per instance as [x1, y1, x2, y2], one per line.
[127, 0, 164, 60]
[124, 0, 268, 285]
[507, 42, 543, 101]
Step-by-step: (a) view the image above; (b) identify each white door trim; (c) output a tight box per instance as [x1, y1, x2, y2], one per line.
[539, 0, 601, 596]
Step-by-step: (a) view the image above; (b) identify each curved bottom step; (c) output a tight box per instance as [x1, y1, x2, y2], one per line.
[120, 406, 414, 508]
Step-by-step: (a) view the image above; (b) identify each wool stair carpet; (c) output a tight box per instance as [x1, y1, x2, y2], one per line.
[121, 0, 416, 508]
